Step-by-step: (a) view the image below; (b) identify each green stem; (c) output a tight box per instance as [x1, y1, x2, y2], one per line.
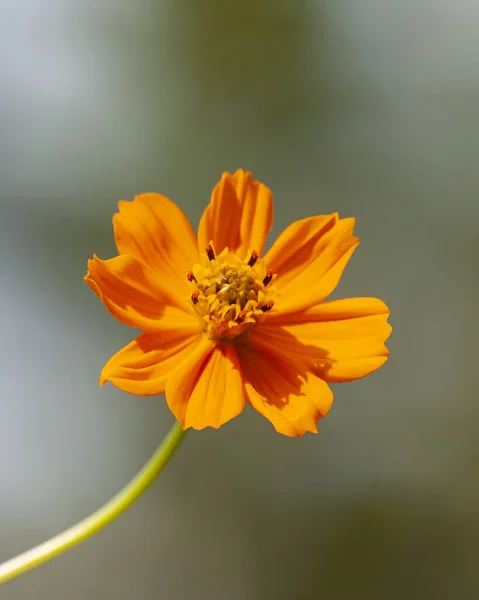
[0, 420, 187, 586]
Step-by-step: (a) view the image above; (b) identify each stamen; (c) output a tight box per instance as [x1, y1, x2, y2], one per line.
[187, 271, 197, 283]
[260, 300, 275, 312]
[263, 271, 273, 286]
[206, 245, 215, 261]
[237, 311, 247, 324]
[247, 251, 259, 267]
[191, 291, 200, 305]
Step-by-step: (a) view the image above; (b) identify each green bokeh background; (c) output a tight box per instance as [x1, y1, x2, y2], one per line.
[1, 1, 478, 598]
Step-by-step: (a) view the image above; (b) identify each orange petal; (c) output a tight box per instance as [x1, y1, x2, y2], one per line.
[264, 214, 359, 314]
[85, 254, 199, 331]
[165, 339, 246, 430]
[197, 169, 273, 260]
[113, 193, 200, 296]
[236, 336, 333, 437]
[259, 297, 391, 382]
[99, 329, 203, 396]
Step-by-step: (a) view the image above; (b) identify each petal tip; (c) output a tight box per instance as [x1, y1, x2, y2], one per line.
[84, 272, 102, 297]
[270, 420, 320, 438]
[116, 199, 132, 214]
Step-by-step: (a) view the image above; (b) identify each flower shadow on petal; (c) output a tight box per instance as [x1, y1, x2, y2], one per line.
[85, 254, 199, 332]
[244, 326, 334, 380]
[243, 321, 389, 394]
[237, 329, 338, 436]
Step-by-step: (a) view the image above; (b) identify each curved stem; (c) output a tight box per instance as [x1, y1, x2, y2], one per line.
[0, 420, 187, 586]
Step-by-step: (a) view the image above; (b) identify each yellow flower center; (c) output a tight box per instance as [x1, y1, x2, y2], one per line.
[187, 243, 277, 340]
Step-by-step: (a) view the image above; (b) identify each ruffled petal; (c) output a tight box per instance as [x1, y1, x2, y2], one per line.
[197, 169, 273, 260]
[264, 214, 359, 314]
[236, 335, 333, 437]
[259, 297, 391, 382]
[85, 254, 199, 331]
[165, 339, 246, 430]
[99, 329, 203, 396]
[113, 193, 200, 296]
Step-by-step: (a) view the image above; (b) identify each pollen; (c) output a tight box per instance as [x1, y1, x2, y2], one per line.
[187, 243, 277, 339]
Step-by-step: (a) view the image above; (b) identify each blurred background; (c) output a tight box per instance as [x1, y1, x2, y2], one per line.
[1, 0, 478, 598]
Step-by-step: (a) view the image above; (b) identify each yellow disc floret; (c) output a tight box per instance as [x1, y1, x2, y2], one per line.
[187, 243, 277, 339]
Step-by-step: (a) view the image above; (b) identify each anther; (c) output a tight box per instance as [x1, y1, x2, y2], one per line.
[247, 251, 259, 267]
[260, 300, 275, 313]
[206, 245, 215, 261]
[263, 271, 273, 286]
[237, 311, 247, 324]
[187, 271, 197, 283]
[191, 291, 200, 305]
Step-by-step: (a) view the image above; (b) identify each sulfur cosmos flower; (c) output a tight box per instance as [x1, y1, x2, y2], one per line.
[85, 170, 391, 437]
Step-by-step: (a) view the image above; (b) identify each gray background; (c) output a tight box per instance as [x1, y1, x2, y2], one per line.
[1, 1, 478, 598]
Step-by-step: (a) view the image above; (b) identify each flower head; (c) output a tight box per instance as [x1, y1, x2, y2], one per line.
[85, 170, 391, 437]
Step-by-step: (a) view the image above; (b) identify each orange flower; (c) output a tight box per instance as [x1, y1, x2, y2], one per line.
[85, 170, 391, 437]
